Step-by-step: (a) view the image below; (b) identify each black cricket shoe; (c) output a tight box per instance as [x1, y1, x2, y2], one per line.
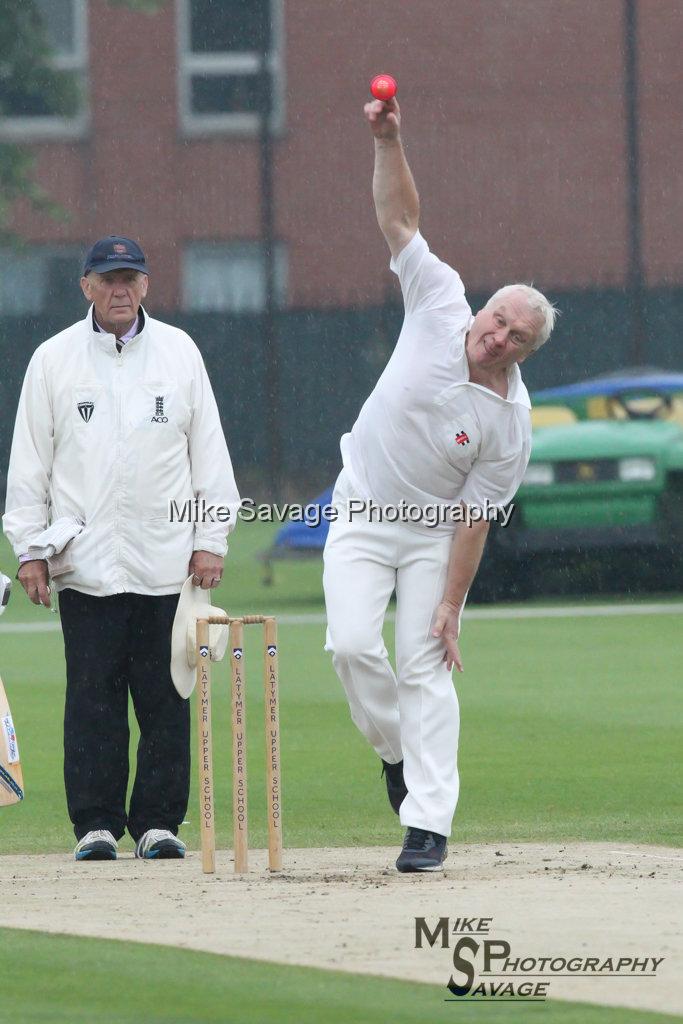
[396, 827, 447, 872]
[381, 758, 408, 814]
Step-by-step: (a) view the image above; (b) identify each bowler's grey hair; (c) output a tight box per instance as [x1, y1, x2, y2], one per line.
[486, 284, 559, 351]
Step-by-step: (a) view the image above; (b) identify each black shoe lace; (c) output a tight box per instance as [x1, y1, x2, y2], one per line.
[403, 827, 433, 851]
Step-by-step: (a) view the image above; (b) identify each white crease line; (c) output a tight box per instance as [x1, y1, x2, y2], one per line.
[1, 602, 683, 635]
[610, 851, 683, 863]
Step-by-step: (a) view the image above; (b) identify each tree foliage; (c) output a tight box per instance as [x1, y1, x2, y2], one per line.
[0, 0, 166, 240]
[0, 2, 81, 119]
[0, 0, 80, 237]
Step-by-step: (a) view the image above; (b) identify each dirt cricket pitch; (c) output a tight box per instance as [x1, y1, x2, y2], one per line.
[2, 841, 681, 1016]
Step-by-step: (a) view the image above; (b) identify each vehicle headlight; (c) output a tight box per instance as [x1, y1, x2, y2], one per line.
[618, 457, 656, 482]
[524, 462, 555, 485]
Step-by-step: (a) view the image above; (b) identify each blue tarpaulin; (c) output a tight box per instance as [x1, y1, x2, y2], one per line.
[270, 487, 334, 555]
[535, 368, 683, 401]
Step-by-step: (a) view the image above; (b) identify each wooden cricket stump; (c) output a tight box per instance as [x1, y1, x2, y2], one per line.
[195, 618, 215, 874]
[196, 615, 283, 875]
[229, 618, 248, 873]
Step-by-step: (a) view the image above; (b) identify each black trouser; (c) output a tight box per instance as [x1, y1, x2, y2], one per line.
[59, 589, 189, 842]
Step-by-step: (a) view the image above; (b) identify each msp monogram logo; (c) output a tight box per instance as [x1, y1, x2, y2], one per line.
[414, 916, 665, 1003]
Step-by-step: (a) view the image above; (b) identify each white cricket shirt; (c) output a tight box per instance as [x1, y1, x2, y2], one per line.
[3, 306, 240, 596]
[340, 231, 532, 533]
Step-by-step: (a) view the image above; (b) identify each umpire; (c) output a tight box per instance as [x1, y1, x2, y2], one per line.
[2, 235, 240, 861]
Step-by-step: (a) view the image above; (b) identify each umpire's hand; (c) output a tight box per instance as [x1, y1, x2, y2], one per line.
[189, 550, 224, 590]
[18, 559, 51, 607]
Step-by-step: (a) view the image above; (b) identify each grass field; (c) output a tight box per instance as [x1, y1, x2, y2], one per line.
[1, 928, 679, 1024]
[1, 526, 681, 853]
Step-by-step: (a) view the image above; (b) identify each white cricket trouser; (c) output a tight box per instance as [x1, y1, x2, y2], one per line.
[323, 470, 460, 837]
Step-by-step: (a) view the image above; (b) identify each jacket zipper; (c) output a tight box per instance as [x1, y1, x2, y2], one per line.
[115, 351, 123, 580]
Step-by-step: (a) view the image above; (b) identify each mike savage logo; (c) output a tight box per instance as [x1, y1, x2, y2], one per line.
[152, 396, 168, 423]
[414, 916, 665, 1003]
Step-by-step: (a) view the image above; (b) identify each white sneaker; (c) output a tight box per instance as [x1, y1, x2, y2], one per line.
[74, 829, 118, 861]
[135, 828, 186, 860]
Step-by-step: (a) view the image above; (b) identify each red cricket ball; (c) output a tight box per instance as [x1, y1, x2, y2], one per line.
[370, 74, 397, 102]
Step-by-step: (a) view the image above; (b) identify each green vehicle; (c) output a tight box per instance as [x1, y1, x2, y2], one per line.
[475, 369, 683, 600]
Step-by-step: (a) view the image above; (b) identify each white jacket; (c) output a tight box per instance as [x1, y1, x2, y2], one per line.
[2, 307, 240, 597]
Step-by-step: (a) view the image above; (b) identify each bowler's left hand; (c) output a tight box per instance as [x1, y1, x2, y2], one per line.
[432, 600, 463, 673]
[189, 550, 224, 589]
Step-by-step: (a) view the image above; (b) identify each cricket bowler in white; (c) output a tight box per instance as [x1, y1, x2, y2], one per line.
[323, 94, 557, 872]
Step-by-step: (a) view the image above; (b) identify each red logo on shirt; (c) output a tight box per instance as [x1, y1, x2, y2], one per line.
[455, 431, 470, 446]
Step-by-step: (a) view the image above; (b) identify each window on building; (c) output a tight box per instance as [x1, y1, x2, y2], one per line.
[178, 0, 284, 134]
[182, 242, 287, 312]
[0, 248, 84, 316]
[0, 0, 88, 139]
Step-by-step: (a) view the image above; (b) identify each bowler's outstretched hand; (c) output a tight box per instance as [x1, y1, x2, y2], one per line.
[364, 97, 401, 140]
[432, 600, 464, 673]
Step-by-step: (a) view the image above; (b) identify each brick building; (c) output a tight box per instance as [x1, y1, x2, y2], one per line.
[2, 0, 682, 319]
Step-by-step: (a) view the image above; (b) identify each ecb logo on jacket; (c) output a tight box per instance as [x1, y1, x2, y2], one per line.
[151, 396, 168, 423]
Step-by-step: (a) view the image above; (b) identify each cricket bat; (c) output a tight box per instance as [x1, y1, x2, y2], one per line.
[0, 674, 24, 805]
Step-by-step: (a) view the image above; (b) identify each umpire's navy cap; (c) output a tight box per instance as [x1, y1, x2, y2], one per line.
[83, 235, 149, 276]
